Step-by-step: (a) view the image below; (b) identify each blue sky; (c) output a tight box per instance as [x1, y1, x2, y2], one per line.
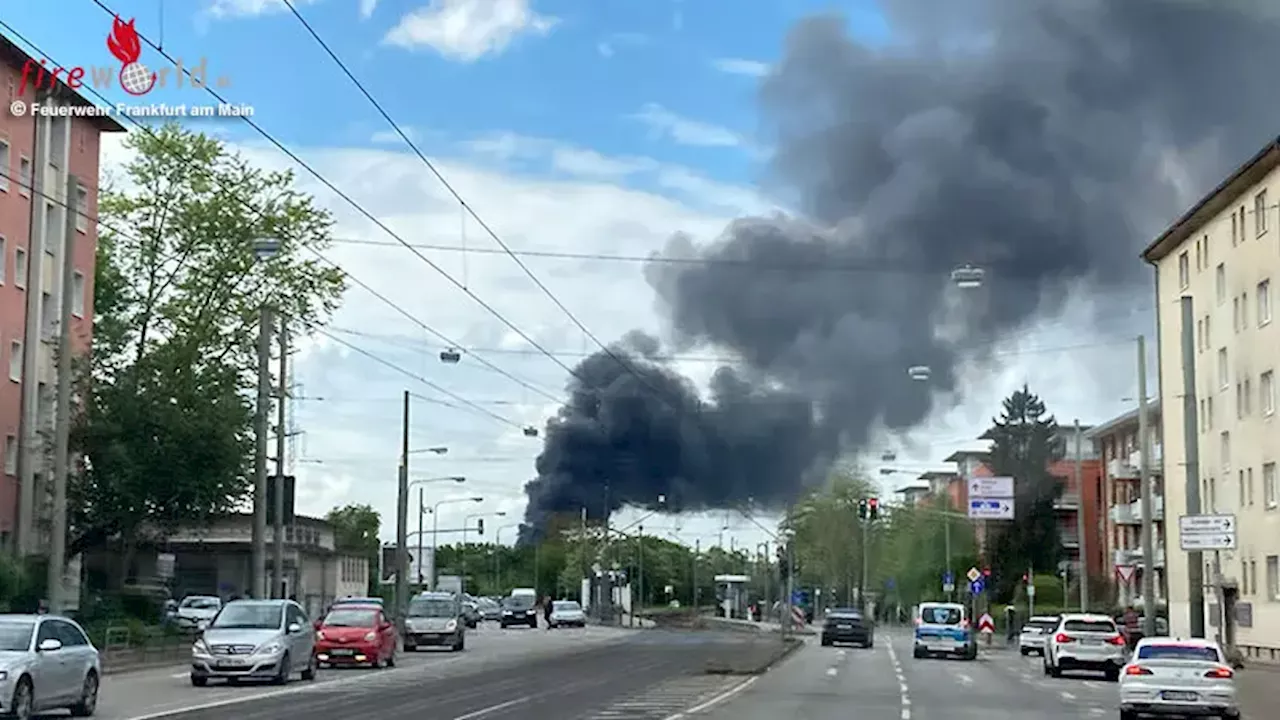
[5, 1, 1128, 548]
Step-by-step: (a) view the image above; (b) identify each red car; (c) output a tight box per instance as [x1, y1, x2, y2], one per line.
[315, 604, 398, 668]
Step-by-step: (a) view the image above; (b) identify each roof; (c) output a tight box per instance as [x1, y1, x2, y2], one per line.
[0, 34, 126, 133]
[944, 449, 988, 462]
[894, 484, 930, 494]
[917, 471, 957, 480]
[1143, 135, 1280, 263]
[1083, 400, 1162, 440]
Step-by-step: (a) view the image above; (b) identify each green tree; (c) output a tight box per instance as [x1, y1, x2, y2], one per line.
[783, 467, 876, 605]
[69, 123, 346, 568]
[983, 385, 1066, 600]
[327, 505, 381, 593]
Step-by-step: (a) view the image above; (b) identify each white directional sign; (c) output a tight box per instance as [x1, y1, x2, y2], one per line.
[969, 476, 1014, 498]
[968, 498, 1015, 520]
[1179, 514, 1237, 551]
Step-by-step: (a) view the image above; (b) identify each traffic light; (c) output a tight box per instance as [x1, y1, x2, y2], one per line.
[857, 499, 868, 520]
[868, 497, 879, 520]
[476, 518, 485, 535]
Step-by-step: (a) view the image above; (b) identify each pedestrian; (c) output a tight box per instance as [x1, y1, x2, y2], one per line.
[543, 595, 554, 630]
[1005, 605, 1017, 642]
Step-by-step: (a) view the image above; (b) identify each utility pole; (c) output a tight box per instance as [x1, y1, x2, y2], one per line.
[860, 515, 869, 609]
[580, 506, 587, 600]
[1136, 335, 1157, 639]
[417, 488, 425, 586]
[395, 390, 410, 630]
[944, 509, 954, 602]
[1180, 296, 1205, 637]
[46, 172, 78, 612]
[637, 525, 645, 620]
[252, 305, 272, 599]
[692, 538, 700, 609]
[1074, 419, 1088, 612]
[272, 319, 288, 598]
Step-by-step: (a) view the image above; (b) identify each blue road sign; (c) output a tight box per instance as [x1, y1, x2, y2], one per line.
[970, 578, 985, 595]
[791, 589, 805, 605]
[886, 577, 896, 590]
[943, 571, 954, 585]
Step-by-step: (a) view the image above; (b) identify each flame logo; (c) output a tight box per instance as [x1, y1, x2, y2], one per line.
[106, 16, 142, 65]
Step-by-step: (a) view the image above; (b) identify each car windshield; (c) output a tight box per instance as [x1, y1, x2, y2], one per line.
[1028, 620, 1058, 631]
[180, 597, 220, 609]
[1063, 619, 1117, 634]
[921, 607, 962, 625]
[408, 598, 457, 618]
[504, 596, 535, 610]
[553, 601, 581, 611]
[0, 622, 33, 652]
[323, 609, 378, 627]
[1138, 644, 1221, 661]
[211, 603, 283, 629]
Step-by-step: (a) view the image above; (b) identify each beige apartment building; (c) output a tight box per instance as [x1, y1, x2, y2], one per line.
[1143, 137, 1280, 660]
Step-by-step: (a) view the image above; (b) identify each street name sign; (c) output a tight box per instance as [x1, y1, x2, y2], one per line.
[968, 498, 1015, 520]
[1178, 514, 1237, 551]
[969, 476, 1014, 498]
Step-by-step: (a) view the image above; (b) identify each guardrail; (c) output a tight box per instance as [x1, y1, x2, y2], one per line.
[99, 625, 194, 674]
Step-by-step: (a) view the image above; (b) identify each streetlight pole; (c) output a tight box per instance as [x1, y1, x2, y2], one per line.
[410, 474, 463, 588]
[250, 237, 280, 600]
[395, 390, 410, 629]
[432, 496, 484, 588]
[495, 524, 518, 593]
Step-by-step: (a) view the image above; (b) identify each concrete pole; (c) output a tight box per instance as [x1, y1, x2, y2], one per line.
[272, 319, 287, 598]
[1075, 419, 1088, 612]
[46, 172, 78, 612]
[431, 501, 440, 590]
[395, 390, 410, 630]
[417, 488, 424, 586]
[1181, 296, 1205, 637]
[252, 307, 272, 599]
[1136, 335, 1158, 638]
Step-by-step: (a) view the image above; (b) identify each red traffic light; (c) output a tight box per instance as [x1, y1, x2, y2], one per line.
[1022, 573, 1029, 583]
[982, 568, 991, 576]
[868, 498, 878, 507]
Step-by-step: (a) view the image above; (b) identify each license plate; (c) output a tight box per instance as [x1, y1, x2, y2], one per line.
[215, 660, 246, 669]
[1081, 639, 1102, 645]
[929, 644, 952, 651]
[330, 649, 355, 656]
[1161, 691, 1198, 702]
[838, 624, 852, 629]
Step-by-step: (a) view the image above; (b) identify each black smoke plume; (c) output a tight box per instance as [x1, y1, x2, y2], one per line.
[520, 0, 1280, 539]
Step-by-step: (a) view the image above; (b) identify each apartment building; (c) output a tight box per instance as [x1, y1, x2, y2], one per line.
[0, 35, 123, 554]
[1142, 136, 1280, 657]
[1085, 402, 1167, 608]
[945, 430, 1106, 579]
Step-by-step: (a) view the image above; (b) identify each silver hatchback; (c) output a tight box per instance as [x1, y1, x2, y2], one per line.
[0, 614, 101, 718]
[190, 599, 318, 686]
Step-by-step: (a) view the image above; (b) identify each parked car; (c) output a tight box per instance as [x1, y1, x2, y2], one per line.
[190, 599, 318, 686]
[547, 600, 587, 628]
[476, 597, 503, 622]
[403, 592, 465, 652]
[0, 613, 101, 718]
[1018, 615, 1061, 656]
[315, 604, 397, 668]
[175, 595, 222, 631]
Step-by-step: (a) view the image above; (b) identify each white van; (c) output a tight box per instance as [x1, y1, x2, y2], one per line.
[913, 601, 977, 660]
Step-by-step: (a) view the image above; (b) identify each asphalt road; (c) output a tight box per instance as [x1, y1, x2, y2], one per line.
[90, 625, 772, 720]
[697, 627, 1277, 720]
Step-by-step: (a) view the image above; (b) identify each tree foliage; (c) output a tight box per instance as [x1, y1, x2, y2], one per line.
[983, 384, 1066, 600]
[327, 504, 381, 593]
[70, 123, 346, 561]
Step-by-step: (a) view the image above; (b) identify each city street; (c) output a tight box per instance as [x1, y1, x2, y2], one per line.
[697, 628, 1278, 719]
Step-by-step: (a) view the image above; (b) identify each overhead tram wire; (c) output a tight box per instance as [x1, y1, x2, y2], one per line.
[1, 18, 563, 413]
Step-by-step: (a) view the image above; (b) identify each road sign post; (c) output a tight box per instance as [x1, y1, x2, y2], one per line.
[1178, 514, 1237, 551]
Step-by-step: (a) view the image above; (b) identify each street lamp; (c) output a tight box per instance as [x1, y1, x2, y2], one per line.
[440, 347, 462, 364]
[462, 511, 507, 595]
[409, 446, 449, 456]
[907, 365, 931, 382]
[950, 264, 984, 289]
[431, 496, 484, 588]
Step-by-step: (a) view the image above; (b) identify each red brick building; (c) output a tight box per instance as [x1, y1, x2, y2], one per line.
[0, 34, 123, 553]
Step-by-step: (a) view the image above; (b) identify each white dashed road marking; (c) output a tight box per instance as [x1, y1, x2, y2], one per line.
[886, 640, 910, 720]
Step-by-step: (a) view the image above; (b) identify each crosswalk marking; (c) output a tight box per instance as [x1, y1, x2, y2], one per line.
[577, 675, 743, 720]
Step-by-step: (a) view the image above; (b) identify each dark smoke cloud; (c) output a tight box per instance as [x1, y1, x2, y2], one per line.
[520, 0, 1280, 538]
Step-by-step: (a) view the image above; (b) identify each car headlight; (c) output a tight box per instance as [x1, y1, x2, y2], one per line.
[445, 619, 457, 632]
[364, 632, 377, 642]
[256, 642, 285, 655]
[192, 639, 209, 655]
[502, 610, 513, 615]
[0, 671, 8, 681]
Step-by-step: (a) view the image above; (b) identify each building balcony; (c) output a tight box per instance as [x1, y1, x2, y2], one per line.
[1109, 457, 1140, 480]
[1061, 530, 1080, 548]
[1114, 547, 1165, 568]
[1109, 496, 1164, 525]
[1054, 493, 1080, 510]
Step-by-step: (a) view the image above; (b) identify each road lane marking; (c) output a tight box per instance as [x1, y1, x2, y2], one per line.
[1060, 690, 1076, 701]
[955, 672, 973, 685]
[660, 676, 757, 720]
[886, 639, 910, 720]
[451, 695, 535, 720]
[826, 667, 838, 677]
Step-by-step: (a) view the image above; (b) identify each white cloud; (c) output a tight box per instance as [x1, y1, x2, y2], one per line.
[370, 127, 419, 144]
[384, 0, 558, 61]
[712, 57, 769, 77]
[206, 0, 320, 19]
[360, 0, 378, 19]
[633, 103, 745, 149]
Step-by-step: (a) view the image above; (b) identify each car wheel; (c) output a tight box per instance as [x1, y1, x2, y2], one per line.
[301, 653, 318, 681]
[272, 653, 291, 685]
[864, 639, 874, 649]
[189, 674, 208, 687]
[1019, 648, 1029, 656]
[912, 647, 924, 659]
[70, 670, 99, 716]
[10, 677, 32, 720]
[1043, 659, 1052, 676]
[1049, 664, 1062, 678]
[821, 636, 832, 646]
[1104, 667, 1119, 683]
[1119, 710, 1138, 720]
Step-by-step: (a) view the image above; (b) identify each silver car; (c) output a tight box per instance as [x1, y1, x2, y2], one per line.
[1018, 615, 1060, 656]
[190, 599, 318, 686]
[403, 593, 465, 652]
[1043, 613, 1128, 681]
[548, 600, 586, 628]
[0, 614, 101, 718]
[1119, 637, 1238, 720]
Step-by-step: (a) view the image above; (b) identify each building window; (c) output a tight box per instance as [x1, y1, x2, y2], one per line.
[1218, 348, 1229, 389]
[1178, 252, 1190, 289]
[1268, 556, 1279, 601]
[13, 247, 25, 290]
[1205, 315, 1212, 346]
[1262, 370, 1275, 416]
[1220, 431, 1230, 472]
[2, 435, 14, 476]
[71, 272, 85, 317]
[1244, 378, 1252, 415]
[1242, 291, 1249, 327]
[1256, 190, 1268, 235]
[0, 235, 5, 285]
[1207, 396, 1214, 430]
[74, 184, 88, 233]
[1233, 297, 1240, 332]
[0, 139, 9, 192]
[1215, 263, 1226, 304]
[1208, 477, 1217, 512]
[1265, 463, 1278, 509]
[17, 156, 30, 197]
[1232, 212, 1239, 245]
[1236, 383, 1243, 419]
[1248, 467, 1255, 506]
[1260, 279, 1272, 326]
[8, 340, 20, 382]
[1239, 470, 1245, 507]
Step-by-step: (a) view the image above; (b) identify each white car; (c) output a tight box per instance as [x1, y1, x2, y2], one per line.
[1043, 613, 1128, 681]
[175, 595, 221, 630]
[1018, 615, 1060, 656]
[0, 613, 102, 717]
[548, 600, 586, 628]
[1119, 637, 1238, 720]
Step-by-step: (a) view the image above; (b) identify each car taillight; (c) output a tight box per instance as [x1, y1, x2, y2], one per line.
[1125, 665, 1153, 676]
[1054, 633, 1073, 643]
[1107, 634, 1126, 646]
[1204, 666, 1234, 679]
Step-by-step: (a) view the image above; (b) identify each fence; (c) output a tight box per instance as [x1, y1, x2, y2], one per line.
[98, 625, 193, 673]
